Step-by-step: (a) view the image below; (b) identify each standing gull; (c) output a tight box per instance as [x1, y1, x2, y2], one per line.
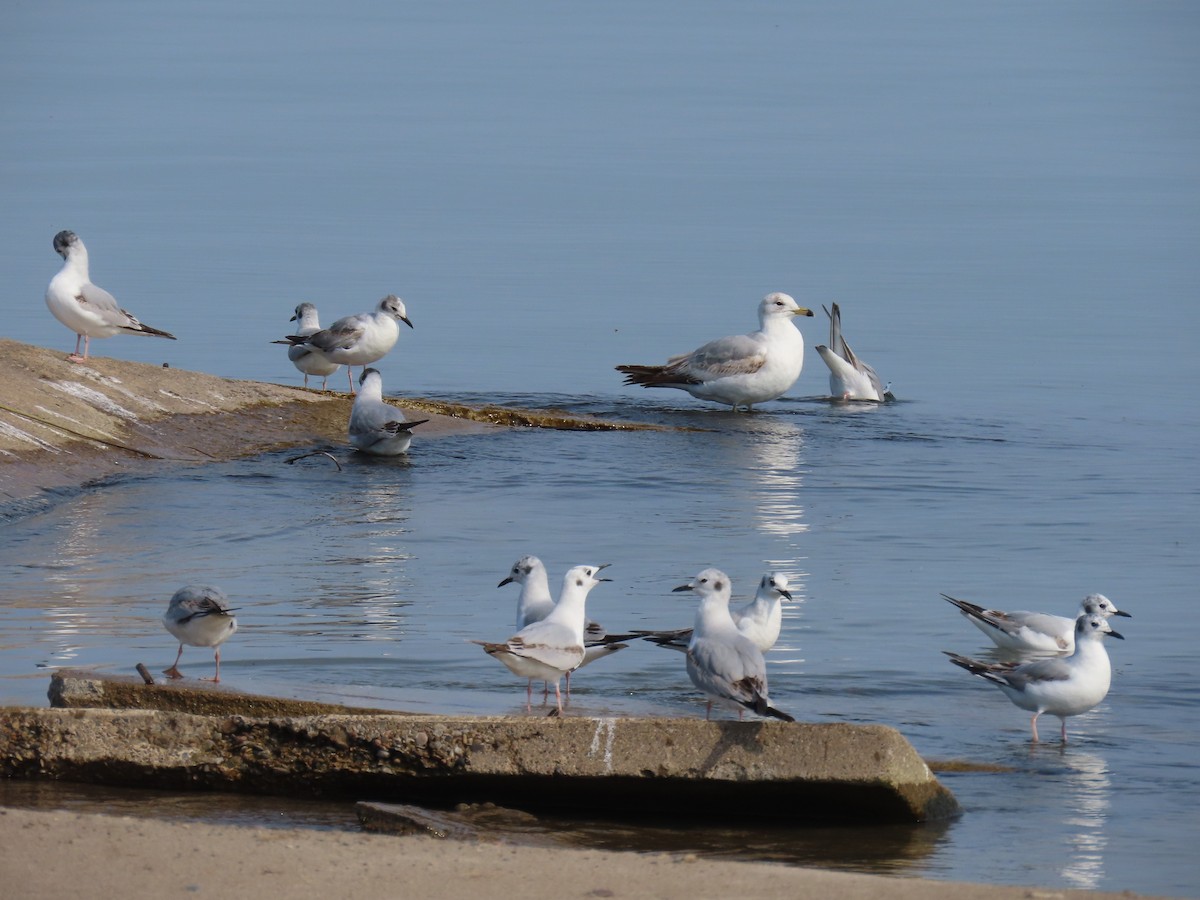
[674, 568, 795, 722]
[348, 368, 428, 455]
[616, 292, 814, 411]
[162, 585, 238, 683]
[474, 564, 611, 713]
[44, 230, 176, 362]
[276, 294, 412, 392]
[945, 613, 1124, 743]
[276, 302, 342, 389]
[814, 302, 892, 402]
[943, 592, 1131, 654]
[497, 555, 634, 697]
[638, 572, 794, 654]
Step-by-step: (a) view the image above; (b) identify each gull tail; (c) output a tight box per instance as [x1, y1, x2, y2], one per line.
[615, 364, 699, 388]
[384, 419, 430, 435]
[746, 693, 795, 723]
[943, 650, 1012, 686]
[124, 319, 176, 340]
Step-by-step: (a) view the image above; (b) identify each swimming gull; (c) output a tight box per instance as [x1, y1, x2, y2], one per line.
[348, 368, 428, 455]
[616, 292, 814, 411]
[162, 585, 239, 683]
[945, 613, 1124, 743]
[45, 230, 176, 362]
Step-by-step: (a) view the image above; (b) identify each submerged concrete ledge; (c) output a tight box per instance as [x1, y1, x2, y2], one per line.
[0, 672, 960, 824]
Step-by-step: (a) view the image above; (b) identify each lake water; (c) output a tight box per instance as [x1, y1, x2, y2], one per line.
[1, 2, 1198, 896]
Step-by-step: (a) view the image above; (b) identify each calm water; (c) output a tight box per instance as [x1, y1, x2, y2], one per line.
[2, 2, 1198, 896]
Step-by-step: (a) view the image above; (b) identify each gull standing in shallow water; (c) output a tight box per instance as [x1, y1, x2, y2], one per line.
[475, 564, 611, 713]
[276, 294, 412, 392]
[497, 555, 634, 697]
[45, 230, 176, 362]
[814, 302, 892, 402]
[348, 368, 428, 455]
[276, 302, 341, 389]
[943, 592, 1131, 654]
[674, 568, 795, 722]
[162, 585, 238, 683]
[637, 572, 794, 654]
[945, 613, 1124, 743]
[616, 292, 814, 411]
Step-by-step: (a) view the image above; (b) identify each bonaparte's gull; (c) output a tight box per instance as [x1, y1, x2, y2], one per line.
[944, 592, 1131, 654]
[616, 293, 814, 411]
[275, 302, 342, 389]
[497, 555, 633, 697]
[45, 230, 176, 362]
[474, 564, 611, 713]
[674, 568, 795, 722]
[814, 303, 892, 402]
[946, 613, 1124, 743]
[162, 585, 238, 683]
[638, 572, 793, 654]
[277, 294, 412, 392]
[348, 368, 428, 455]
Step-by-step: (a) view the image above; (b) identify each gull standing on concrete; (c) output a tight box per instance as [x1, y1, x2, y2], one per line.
[276, 294, 412, 392]
[943, 592, 1131, 654]
[616, 292, 814, 411]
[814, 302, 892, 401]
[674, 568, 795, 722]
[475, 564, 611, 713]
[945, 613, 1124, 743]
[497, 555, 634, 697]
[348, 368, 428, 455]
[162, 585, 239, 683]
[275, 302, 341, 389]
[638, 572, 793, 654]
[45, 230, 176, 362]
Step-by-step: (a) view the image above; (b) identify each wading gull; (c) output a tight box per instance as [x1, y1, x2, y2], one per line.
[943, 592, 1130, 654]
[162, 585, 238, 683]
[814, 302, 892, 402]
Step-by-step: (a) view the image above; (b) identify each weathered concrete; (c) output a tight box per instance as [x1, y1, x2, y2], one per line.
[3, 674, 960, 824]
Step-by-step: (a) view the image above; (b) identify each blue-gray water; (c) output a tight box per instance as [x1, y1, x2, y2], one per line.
[1, 2, 1198, 896]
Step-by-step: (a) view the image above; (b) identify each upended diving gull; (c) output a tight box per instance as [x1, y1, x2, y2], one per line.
[474, 564, 611, 713]
[497, 555, 635, 698]
[945, 613, 1124, 743]
[638, 572, 794, 654]
[275, 294, 412, 392]
[673, 568, 795, 722]
[616, 292, 814, 411]
[162, 585, 239, 683]
[275, 302, 342, 389]
[45, 230, 176, 362]
[348, 368, 428, 455]
[814, 302, 892, 402]
[943, 592, 1131, 654]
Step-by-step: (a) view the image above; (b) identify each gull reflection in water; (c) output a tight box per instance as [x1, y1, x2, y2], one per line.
[1056, 749, 1111, 891]
[740, 417, 809, 540]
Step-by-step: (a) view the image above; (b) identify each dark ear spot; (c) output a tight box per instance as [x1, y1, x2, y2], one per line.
[575, 577, 584, 587]
[715, 579, 724, 592]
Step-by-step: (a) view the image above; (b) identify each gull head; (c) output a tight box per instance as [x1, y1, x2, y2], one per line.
[379, 294, 414, 328]
[1082, 593, 1130, 619]
[564, 563, 613, 590]
[498, 554, 545, 588]
[290, 302, 318, 322]
[673, 567, 732, 602]
[760, 292, 814, 320]
[53, 230, 80, 259]
[759, 572, 792, 601]
[1076, 612, 1124, 642]
[358, 367, 383, 388]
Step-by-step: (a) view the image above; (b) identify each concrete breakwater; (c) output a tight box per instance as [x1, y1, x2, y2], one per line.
[0, 672, 960, 824]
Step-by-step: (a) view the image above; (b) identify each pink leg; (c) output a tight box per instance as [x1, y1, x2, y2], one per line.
[347, 368, 356, 393]
[202, 647, 221, 683]
[525, 678, 533, 711]
[565, 670, 572, 696]
[68, 334, 86, 363]
[1031, 712, 1041, 743]
[163, 644, 185, 679]
[705, 701, 713, 721]
[553, 681, 563, 713]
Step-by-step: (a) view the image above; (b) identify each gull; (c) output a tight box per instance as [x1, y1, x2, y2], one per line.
[616, 292, 814, 411]
[162, 585, 239, 683]
[497, 555, 634, 697]
[45, 230, 176, 362]
[946, 613, 1124, 742]
[348, 368, 429, 455]
[814, 302, 892, 401]
[637, 572, 793, 654]
[276, 302, 342, 389]
[673, 568, 795, 722]
[474, 564, 611, 713]
[943, 592, 1131, 654]
[276, 294, 412, 392]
